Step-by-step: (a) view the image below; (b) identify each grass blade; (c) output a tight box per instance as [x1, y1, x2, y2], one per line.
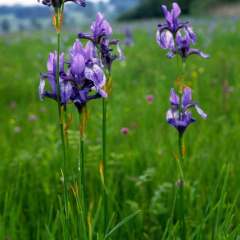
[104, 210, 142, 239]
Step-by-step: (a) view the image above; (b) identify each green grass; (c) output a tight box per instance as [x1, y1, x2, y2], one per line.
[1, 15, 240, 239]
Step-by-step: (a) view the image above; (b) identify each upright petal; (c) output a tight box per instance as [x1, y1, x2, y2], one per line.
[71, 39, 86, 58]
[172, 3, 181, 26]
[101, 20, 112, 38]
[70, 53, 85, 83]
[47, 53, 54, 73]
[181, 88, 192, 107]
[170, 88, 179, 107]
[162, 5, 172, 26]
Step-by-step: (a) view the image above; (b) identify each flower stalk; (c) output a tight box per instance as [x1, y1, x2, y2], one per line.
[55, 6, 69, 240]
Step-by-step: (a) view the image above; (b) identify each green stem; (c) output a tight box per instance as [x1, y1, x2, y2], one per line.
[78, 113, 88, 239]
[102, 97, 108, 234]
[179, 133, 185, 240]
[56, 10, 69, 240]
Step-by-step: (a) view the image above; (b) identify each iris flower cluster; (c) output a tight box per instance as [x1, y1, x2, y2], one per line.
[78, 12, 125, 74]
[38, 12, 124, 111]
[39, 40, 107, 112]
[156, 3, 209, 61]
[156, 3, 208, 133]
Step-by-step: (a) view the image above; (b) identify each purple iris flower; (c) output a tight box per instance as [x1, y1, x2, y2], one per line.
[166, 88, 207, 134]
[39, 42, 107, 111]
[124, 28, 134, 46]
[69, 39, 107, 97]
[166, 31, 210, 60]
[37, 0, 86, 8]
[78, 12, 125, 72]
[39, 51, 73, 104]
[156, 3, 196, 50]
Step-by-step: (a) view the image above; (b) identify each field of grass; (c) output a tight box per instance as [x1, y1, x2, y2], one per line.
[1, 14, 240, 240]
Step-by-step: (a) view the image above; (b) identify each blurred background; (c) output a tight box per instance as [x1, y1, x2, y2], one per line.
[1, 0, 240, 34]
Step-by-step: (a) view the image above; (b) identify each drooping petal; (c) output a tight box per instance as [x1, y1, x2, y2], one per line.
[184, 26, 196, 44]
[117, 44, 125, 61]
[39, 77, 46, 101]
[166, 50, 176, 59]
[195, 105, 207, 119]
[98, 89, 108, 98]
[65, 0, 86, 7]
[156, 29, 174, 49]
[85, 63, 106, 89]
[188, 49, 210, 59]
[60, 79, 73, 103]
[77, 32, 94, 42]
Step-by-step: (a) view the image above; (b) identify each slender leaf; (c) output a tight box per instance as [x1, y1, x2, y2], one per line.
[104, 210, 142, 239]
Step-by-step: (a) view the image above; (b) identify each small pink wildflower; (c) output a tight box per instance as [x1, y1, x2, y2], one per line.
[14, 127, 21, 133]
[158, 150, 163, 156]
[29, 114, 37, 121]
[146, 95, 154, 102]
[121, 127, 129, 135]
[176, 179, 186, 188]
[95, 137, 101, 142]
[40, 107, 46, 112]
[10, 101, 17, 109]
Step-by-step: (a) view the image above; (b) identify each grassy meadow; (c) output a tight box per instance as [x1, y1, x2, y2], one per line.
[1, 14, 240, 239]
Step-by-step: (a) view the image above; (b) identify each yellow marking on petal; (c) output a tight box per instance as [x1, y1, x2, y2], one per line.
[9, 119, 15, 124]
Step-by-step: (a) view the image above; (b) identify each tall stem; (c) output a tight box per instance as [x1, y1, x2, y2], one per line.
[78, 113, 88, 239]
[179, 133, 185, 240]
[56, 10, 69, 240]
[102, 97, 108, 234]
